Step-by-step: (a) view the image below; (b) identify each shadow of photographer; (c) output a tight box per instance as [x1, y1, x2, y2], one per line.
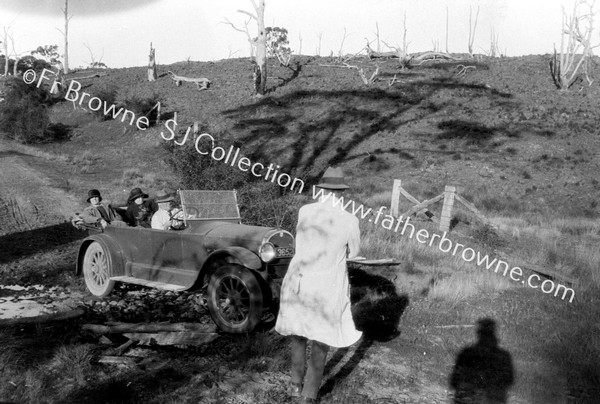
[450, 318, 514, 404]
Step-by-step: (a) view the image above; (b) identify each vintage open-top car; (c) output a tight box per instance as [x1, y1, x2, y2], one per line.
[75, 190, 295, 333]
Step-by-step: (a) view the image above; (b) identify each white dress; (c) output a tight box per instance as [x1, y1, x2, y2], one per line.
[275, 199, 362, 348]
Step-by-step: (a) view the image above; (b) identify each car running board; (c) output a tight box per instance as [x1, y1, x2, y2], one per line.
[110, 276, 188, 292]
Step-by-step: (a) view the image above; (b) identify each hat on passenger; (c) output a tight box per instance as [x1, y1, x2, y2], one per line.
[86, 189, 102, 203]
[155, 189, 175, 203]
[316, 166, 349, 190]
[127, 187, 148, 203]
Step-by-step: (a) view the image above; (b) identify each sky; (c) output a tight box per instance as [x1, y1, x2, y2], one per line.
[0, 0, 592, 68]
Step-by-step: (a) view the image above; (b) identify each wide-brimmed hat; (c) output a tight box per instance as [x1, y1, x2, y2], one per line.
[86, 189, 102, 203]
[127, 187, 148, 203]
[316, 166, 349, 190]
[155, 189, 175, 203]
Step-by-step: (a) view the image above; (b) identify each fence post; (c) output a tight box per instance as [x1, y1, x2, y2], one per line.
[391, 179, 402, 217]
[440, 185, 456, 232]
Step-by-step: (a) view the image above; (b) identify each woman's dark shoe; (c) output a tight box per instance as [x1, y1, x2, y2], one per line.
[288, 382, 302, 397]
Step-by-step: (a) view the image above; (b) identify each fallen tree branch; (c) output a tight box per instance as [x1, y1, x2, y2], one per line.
[68, 72, 108, 80]
[454, 64, 477, 77]
[167, 71, 211, 90]
[82, 322, 218, 334]
[412, 51, 462, 65]
[124, 331, 220, 346]
[319, 62, 379, 85]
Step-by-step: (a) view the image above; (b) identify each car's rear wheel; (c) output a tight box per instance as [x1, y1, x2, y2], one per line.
[207, 264, 264, 333]
[82, 241, 115, 298]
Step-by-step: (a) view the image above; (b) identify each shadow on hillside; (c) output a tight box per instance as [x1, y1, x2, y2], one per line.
[222, 77, 514, 184]
[437, 119, 498, 145]
[0, 222, 85, 265]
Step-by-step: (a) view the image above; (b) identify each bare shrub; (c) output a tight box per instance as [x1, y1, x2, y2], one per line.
[549, 0, 598, 89]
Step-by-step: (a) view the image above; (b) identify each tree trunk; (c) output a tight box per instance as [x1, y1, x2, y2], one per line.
[63, 0, 70, 74]
[254, 0, 267, 95]
[2, 29, 8, 76]
[148, 42, 157, 81]
[13, 56, 19, 76]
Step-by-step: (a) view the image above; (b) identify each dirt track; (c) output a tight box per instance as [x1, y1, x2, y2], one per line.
[0, 139, 80, 236]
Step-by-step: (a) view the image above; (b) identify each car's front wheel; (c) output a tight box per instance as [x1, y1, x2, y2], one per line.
[207, 264, 264, 333]
[82, 241, 115, 298]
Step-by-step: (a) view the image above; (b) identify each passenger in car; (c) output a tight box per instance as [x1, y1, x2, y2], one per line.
[125, 187, 158, 228]
[80, 189, 127, 229]
[151, 190, 185, 230]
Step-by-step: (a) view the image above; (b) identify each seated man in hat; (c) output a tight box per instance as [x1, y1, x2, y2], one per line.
[151, 190, 185, 230]
[79, 189, 127, 229]
[126, 187, 158, 228]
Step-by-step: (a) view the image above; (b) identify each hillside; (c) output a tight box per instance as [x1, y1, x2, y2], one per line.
[42, 54, 600, 217]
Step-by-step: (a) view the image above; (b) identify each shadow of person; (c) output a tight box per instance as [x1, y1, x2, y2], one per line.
[450, 318, 514, 404]
[318, 266, 409, 398]
[349, 266, 410, 342]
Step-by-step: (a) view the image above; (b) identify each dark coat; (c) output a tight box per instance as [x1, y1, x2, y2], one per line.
[81, 202, 124, 225]
[126, 199, 158, 228]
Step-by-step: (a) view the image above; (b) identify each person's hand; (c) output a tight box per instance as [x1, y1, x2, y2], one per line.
[100, 219, 108, 229]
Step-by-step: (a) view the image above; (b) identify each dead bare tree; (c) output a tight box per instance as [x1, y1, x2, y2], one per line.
[337, 27, 349, 59]
[2, 27, 10, 76]
[468, 6, 480, 56]
[316, 32, 323, 56]
[8, 31, 20, 76]
[445, 7, 450, 53]
[222, 17, 256, 58]
[148, 42, 157, 81]
[55, 0, 72, 73]
[550, 0, 598, 90]
[226, 0, 267, 95]
[489, 28, 501, 58]
[83, 42, 106, 69]
[374, 22, 381, 53]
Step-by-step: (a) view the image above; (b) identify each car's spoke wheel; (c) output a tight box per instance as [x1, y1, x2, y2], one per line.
[207, 264, 264, 333]
[82, 241, 115, 298]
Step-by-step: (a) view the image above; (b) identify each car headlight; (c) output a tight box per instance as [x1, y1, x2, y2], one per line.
[259, 242, 277, 262]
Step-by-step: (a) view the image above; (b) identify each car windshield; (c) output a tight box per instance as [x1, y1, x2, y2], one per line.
[178, 190, 241, 221]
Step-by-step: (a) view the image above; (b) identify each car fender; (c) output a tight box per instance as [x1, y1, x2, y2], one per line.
[76, 234, 126, 277]
[198, 247, 265, 285]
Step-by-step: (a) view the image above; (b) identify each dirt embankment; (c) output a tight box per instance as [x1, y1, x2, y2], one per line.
[0, 139, 80, 236]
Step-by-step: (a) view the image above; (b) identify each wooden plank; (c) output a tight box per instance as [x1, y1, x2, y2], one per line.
[98, 356, 140, 366]
[0, 308, 84, 326]
[495, 252, 578, 286]
[455, 194, 491, 225]
[104, 339, 136, 356]
[400, 194, 443, 218]
[347, 257, 401, 266]
[123, 331, 220, 346]
[397, 183, 438, 220]
[82, 322, 218, 334]
[439, 186, 456, 232]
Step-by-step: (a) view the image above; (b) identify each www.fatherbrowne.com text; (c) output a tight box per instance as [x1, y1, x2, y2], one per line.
[312, 186, 575, 303]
